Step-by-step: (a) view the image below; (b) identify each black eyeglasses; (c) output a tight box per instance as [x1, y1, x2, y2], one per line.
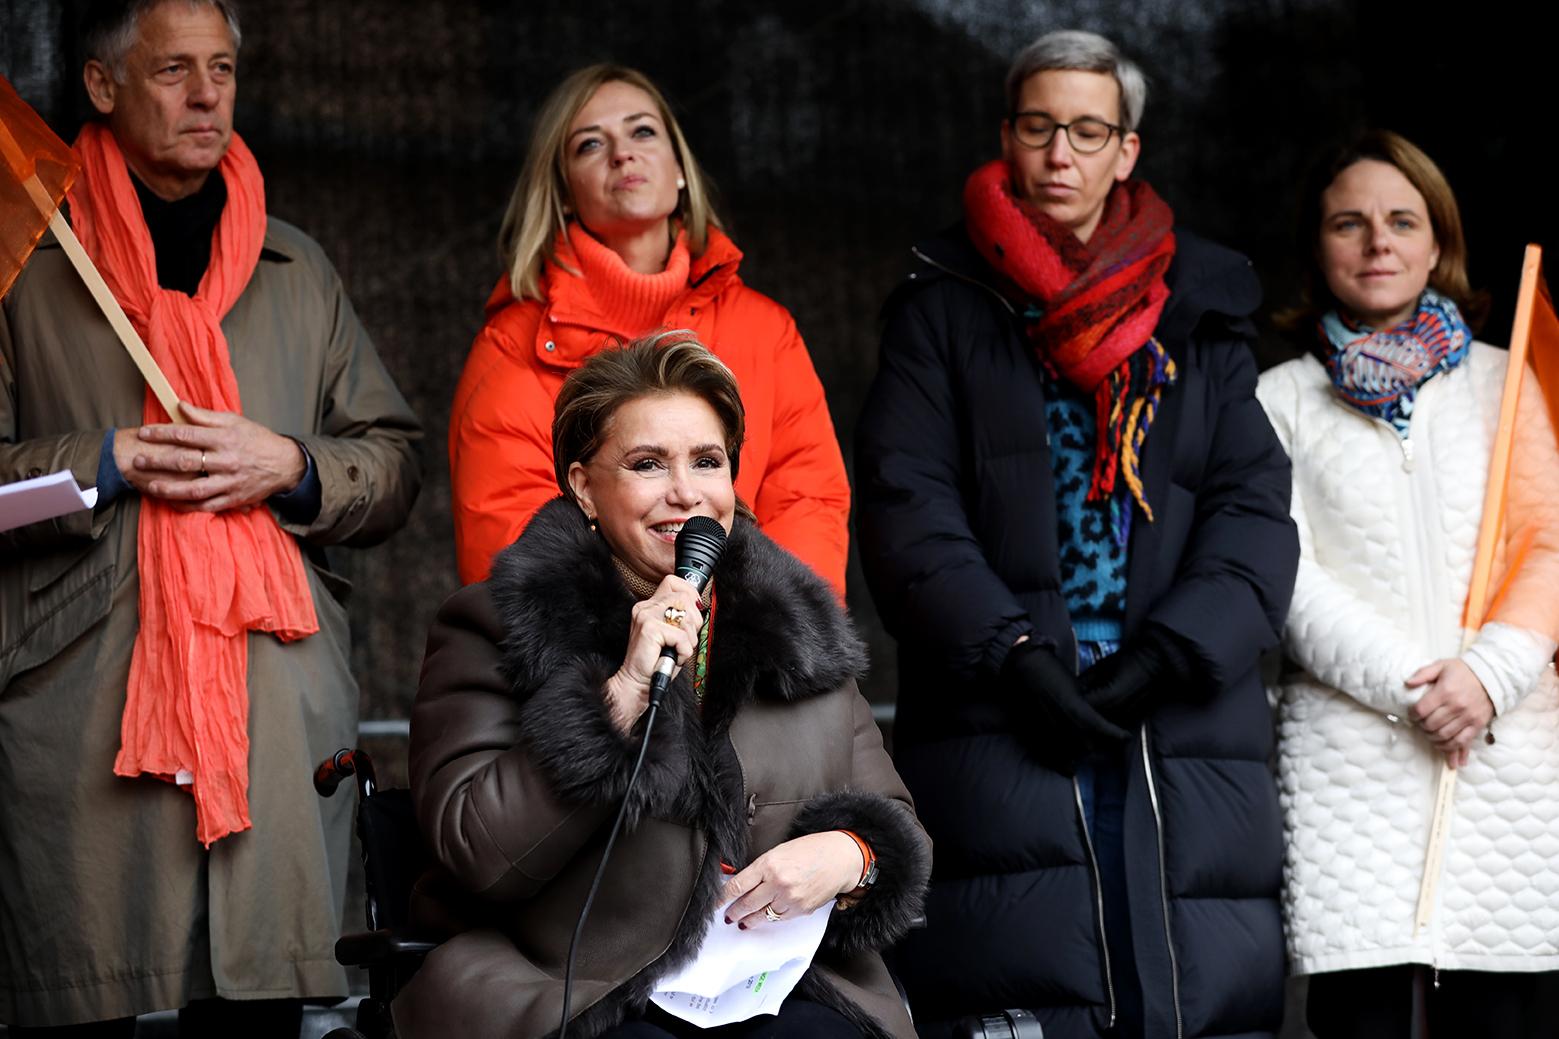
[1008, 112, 1125, 154]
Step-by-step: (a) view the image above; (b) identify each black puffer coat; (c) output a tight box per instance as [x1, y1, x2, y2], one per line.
[855, 226, 1298, 1039]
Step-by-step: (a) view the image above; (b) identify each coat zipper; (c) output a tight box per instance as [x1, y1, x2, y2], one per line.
[909, 246, 1017, 314]
[1141, 730, 1183, 1039]
[1378, 377, 1456, 976]
[1073, 777, 1117, 1028]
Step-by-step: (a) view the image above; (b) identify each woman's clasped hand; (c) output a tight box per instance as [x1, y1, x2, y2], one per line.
[1406, 657, 1495, 769]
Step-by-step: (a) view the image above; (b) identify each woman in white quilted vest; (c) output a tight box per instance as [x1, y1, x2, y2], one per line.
[1256, 129, 1559, 1037]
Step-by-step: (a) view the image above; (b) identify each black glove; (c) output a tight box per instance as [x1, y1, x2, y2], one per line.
[1001, 641, 1129, 774]
[1080, 626, 1194, 729]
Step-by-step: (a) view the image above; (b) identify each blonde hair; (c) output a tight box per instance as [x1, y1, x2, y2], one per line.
[497, 65, 722, 302]
[552, 330, 753, 521]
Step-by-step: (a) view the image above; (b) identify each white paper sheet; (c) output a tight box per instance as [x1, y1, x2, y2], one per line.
[650, 896, 835, 1027]
[0, 470, 97, 533]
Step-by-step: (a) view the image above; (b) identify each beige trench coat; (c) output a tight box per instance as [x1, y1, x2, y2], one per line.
[0, 219, 422, 1026]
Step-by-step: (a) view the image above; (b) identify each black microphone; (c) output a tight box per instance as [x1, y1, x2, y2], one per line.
[648, 516, 726, 707]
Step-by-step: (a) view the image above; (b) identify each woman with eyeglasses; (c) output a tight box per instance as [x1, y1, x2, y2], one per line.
[1256, 130, 1559, 1037]
[449, 64, 850, 595]
[855, 28, 1297, 1039]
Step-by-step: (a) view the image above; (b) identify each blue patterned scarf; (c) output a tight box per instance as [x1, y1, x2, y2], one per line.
[1320, 289, 1472, 438]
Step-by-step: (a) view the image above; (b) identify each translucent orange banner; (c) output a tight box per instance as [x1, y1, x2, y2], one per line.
[1477, 260, 1559, 641]
[0, 74, 79, 300]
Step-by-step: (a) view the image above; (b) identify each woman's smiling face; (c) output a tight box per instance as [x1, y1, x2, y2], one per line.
[567, 392, 736, 584]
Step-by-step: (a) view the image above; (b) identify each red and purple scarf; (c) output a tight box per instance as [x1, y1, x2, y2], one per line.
[963, 159, 1177, 524]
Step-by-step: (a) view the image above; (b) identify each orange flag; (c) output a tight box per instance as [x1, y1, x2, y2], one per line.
[1522, 266, 1559, 464]
[1467, 251, 1559, 639]
[1418, 246, 1559, 935]
[0, 74, 182, 418]
[0, 74, 78, 301]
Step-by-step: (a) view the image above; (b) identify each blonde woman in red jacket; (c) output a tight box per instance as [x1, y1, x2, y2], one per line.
[451, 64, 850, 592]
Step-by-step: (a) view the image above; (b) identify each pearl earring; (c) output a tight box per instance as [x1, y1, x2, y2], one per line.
[677, 176, 686, 190]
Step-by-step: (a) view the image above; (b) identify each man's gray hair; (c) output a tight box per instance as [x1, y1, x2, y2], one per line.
[1004, 30, 1146, 132]
[83, 0, 242, 83]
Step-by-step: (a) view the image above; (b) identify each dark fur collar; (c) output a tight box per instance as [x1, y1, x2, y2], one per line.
[488, 497, 866, 707]
[483, 499, 898, 1038]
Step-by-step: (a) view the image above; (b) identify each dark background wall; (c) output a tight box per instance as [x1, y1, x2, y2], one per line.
[3, 0, 1554, 767]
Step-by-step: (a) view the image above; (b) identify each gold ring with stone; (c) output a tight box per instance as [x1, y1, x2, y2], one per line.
[763, 903, 783, 922]
[663, 606, 686, 627]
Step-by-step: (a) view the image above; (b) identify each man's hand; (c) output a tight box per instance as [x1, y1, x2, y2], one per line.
[1407, 658, 1494, 770]
[114, 404, 306, 512]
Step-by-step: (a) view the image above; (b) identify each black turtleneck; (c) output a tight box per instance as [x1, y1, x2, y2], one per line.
[130, 169, 227, 296]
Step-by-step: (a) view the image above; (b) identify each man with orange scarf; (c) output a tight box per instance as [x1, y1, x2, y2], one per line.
[0, 2, 421, 1036]
[856, 31, 1298, 1039]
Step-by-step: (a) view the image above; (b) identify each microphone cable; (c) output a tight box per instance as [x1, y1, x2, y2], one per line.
[556, 516, 724, 1038]
[556, 693, 664, 1039]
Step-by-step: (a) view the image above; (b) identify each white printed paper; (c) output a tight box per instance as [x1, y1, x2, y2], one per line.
[0, 470, 97, 533]
[650, 897, 834, 1027]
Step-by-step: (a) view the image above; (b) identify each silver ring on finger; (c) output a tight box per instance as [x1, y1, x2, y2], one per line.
[663, 606, 686, 628]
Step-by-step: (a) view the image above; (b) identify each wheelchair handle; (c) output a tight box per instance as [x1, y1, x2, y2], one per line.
[314, 748, 378, 798]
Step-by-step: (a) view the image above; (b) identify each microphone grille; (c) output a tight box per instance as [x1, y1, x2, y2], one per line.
[674, 516, 727, 593]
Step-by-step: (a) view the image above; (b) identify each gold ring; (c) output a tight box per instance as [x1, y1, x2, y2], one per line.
[199, 451, 209, 478]
[663, 606, 686, 627]
[763, 903, 782, 922]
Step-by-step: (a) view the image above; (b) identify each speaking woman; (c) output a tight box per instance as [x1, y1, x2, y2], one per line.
[450, 65, 850, 594]
[1257, 130, 1559, 1037]
[398, 333, 930, 1038]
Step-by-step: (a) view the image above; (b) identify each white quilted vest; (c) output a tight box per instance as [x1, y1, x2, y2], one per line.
[1257, 344, 1559, 976]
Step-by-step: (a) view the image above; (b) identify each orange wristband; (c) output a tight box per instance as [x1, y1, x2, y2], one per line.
[838, 829, 875, 891]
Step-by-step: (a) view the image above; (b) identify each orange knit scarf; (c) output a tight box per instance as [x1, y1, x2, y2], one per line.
[68, 123, 318, 847]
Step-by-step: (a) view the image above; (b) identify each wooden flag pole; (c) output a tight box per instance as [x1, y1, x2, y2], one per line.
[1414, 244, 1544, 935]
[3, 125, 184, 423]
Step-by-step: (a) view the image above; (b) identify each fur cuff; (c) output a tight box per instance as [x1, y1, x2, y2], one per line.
[516, 656, 695, 827]
[788, 790, 931, 958]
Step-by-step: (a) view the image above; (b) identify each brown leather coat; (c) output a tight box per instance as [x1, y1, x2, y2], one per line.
[395, 501, 930, 1038]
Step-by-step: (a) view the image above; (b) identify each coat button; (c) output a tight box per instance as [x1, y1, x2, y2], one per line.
[346, 465, 360, 481]
[26, 467, 43, 479]
[544, 341, 556, 352]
